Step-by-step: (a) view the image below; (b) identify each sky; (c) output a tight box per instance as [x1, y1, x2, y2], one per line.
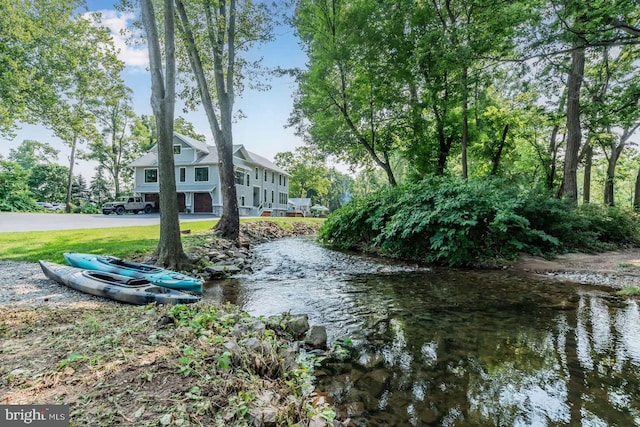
[0, 1, 307, 180]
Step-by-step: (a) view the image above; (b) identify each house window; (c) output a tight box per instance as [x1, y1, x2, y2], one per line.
[179, 167, 186, 182]
[255, 168, 259, 180]
[246, 174, 250, 186]
[195, 167, 209, 182]
[284, 176, 287, 186]
[271, 190, 274, 203]
[264, 189, 267, 203]
[279, 174, 282, 185]
[144, 168, 158, 183]
[173, 145, 181, 154]
[264, 170, 267, 181]
[241, 196, 245, 206]
[279, 192, 288, 204]
[235, 170, 245, 185]
[271, 172, 274, 183]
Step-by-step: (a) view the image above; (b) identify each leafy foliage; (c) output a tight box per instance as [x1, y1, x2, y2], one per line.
[0, 161, 38, 212]
[319, 178, 640, 266]
[319, 186, 399, 252]
[8, 139, 60, 169]
[274, 146, 353, 210]
[28, 163, 69, 203]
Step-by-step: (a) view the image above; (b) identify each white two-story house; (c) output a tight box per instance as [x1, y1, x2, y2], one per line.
[130, 133, 290, 216]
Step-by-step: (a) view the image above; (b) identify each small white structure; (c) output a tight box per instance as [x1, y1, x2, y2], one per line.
[310, 204, 330, 216]
[130, 133, 289, 216]
[288, 198, 311, 217]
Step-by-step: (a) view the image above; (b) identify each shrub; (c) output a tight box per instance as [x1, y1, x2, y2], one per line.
[576, 204, 640, 247]
[373, 178, 560, 265]
[73, 202, 101, 214]
[319, 177, 640, 267]
[319, 186, 399, 252]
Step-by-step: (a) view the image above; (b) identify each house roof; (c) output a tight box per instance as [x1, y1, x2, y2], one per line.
[129, 151, 158, 167]
[234, 144, 289, 176]
[129, 133, 288, 176]
[176, 132, 210, 154]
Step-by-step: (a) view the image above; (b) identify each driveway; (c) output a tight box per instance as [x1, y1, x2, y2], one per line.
[0, 212, 218, 232]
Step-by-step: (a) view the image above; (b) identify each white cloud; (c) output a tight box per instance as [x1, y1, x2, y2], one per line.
[89, 10, 148, 69]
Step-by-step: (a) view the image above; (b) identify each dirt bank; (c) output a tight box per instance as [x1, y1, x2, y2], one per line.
[510, 248, 640, 289]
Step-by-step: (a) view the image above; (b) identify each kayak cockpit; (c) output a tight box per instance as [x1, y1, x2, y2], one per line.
[98, 256, 163, 273]
[83, 271, 151, 287]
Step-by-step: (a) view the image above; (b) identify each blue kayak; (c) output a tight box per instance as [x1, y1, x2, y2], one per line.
[63, 252, 203, 293]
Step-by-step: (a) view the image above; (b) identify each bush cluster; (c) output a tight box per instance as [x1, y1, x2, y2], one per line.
[318, 177, 640, 267]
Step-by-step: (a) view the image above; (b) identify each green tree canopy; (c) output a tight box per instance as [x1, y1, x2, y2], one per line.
[275, 146, 331, 201]
[0, 161, 35, 211]
[7, 139, 59, 170]
[87, 80, 136, 198]
[27, 163, 69, 202]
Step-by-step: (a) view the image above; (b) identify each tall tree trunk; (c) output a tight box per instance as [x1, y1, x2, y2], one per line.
[141, 0, 188, 269]
[433, 99, 451, 176]
[604, 141, 624, 206]
[113, 167, 120, 199]
[212, 0, 240, 241]
[437, 136, 453, 176]
[461, 66, 469, 179]
[382, 150, 397, 186]
[111, 126, 121, 198]
[633, 167, 640, 210]
[561, 45, 585, 205]
[582, 143, 592, 203]
[604, 126, 638, 206]
[490, 124, 509, 176]
[548, 125, 560, 191]
[215, 127, 240, 240]
[175, 0, 240, 240]
[547, 92, 567, 191]
[604, 158, 615, 206]
[65, 134, 77, 213]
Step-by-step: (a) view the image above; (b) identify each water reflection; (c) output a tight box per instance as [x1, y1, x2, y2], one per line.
[204, 238, 640, 426]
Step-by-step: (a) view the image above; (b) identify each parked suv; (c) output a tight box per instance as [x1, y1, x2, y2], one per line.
[102, 197, 156, 215]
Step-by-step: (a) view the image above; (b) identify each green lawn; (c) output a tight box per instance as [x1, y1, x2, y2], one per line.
[0, 217, 324, 263]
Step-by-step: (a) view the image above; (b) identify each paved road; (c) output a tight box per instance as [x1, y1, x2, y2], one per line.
[0, 212, 219, 232]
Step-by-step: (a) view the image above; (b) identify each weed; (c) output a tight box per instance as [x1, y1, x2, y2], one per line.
[217, 351, 232, 369]
[177, 345, 199, 376]
[618, 286, 640, 296]
[58, 351, 88, 369]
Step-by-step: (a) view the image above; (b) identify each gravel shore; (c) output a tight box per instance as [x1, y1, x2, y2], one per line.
[542, 270, 640, 288]
[0, 260, 116, 309]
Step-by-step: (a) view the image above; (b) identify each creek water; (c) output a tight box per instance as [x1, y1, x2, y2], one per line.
[204, 237, 640, 426]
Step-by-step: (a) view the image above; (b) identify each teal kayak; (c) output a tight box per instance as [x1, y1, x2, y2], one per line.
[40, 261, 200, 305]
[63, 252, 203, 293]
